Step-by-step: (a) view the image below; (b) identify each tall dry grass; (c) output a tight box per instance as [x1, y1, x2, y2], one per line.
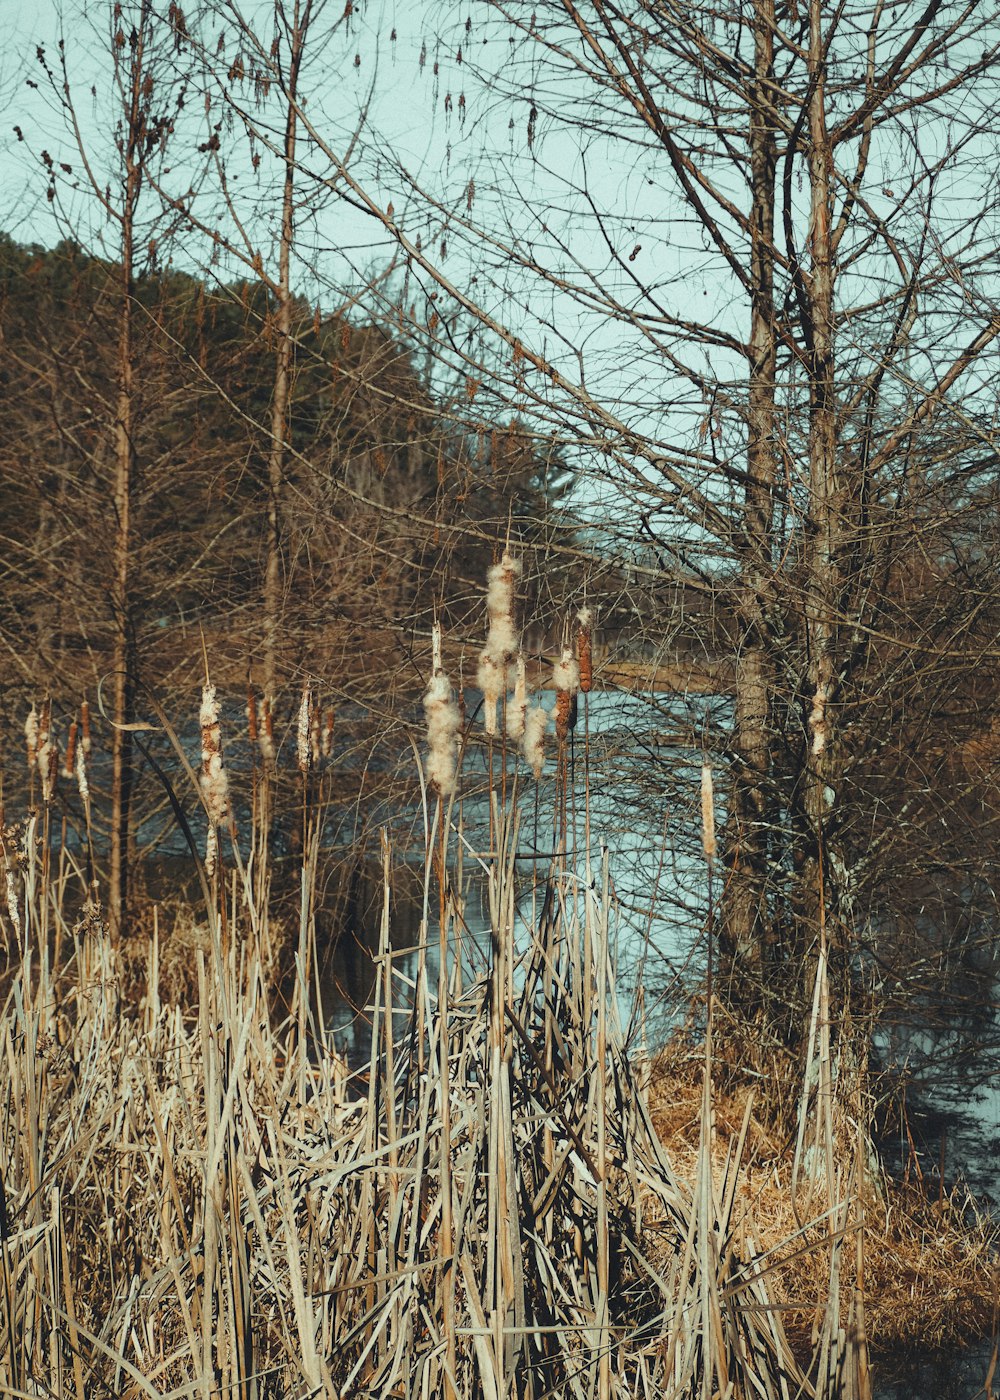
[0, 620, 987, 1397]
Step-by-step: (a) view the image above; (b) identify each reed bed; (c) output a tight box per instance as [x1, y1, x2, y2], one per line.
[0, 607, 994, 1398]
[1, 793, 823, 1399]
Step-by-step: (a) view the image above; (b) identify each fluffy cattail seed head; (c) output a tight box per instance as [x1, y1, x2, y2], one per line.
[479, 551, 521, 731]
[205, 824, 219, 878]
[39, 737, 58, 804]
[523, 703, 548, 779]
[199, 684, 230, 827]
[424, 665, 461, 797]
[553, 648, 580, 743]
[246, 687, 259, 743]
[297, 688, 312, 774]
[257, 695, 276, 764]
[5, 867, 19, 940]
[809, 681, 831, 757]
[506, 654, 527, 742]
[25, 704, 39, 770]
[75, 739, 89, 805]
[477, 652, 504, 737]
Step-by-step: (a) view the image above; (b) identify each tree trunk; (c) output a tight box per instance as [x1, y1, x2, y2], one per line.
[721, 0, 779, 1016]
[109, 13, 147, 938]
[263, 0, 306, 701]
[799, 0, 841, 980]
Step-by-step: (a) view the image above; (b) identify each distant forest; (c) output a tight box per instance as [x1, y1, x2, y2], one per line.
[0, 233, 572, 716]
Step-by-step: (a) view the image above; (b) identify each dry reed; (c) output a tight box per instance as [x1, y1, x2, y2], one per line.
[0, 637, 994, 1400]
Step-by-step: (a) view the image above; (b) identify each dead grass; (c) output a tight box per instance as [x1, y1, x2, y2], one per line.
[647, 1039, 999, 1360]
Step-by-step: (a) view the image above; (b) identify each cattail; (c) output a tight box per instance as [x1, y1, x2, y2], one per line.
[424, 632, 461, 797]
[257, 695, 276, 764]
[80, 699, 92, 755]
[75, 738, 89, 805]
[523, 703, 548, 779]
[310, 702, 322, 768]
[25, 703, 39, 770]
[64, 720, 78, 780]
[205, 823, 219, 879]
[553, 647, 580, 743]
[36, 700, 56, 803]
[478, 551, 522, 733]
[701, 762, 716, 861]
[322, 709, 335, 759]
[199, 684, 230, 827]
[576, 607, 593, 693]
[40, 737, 58, 804]
[809, 681, 830, 757]
[476, 652, 504, 737]
[506, 654, 527, 742]
[297, 687, 312, 773]
[484, 551, 522, 660]
[5, 867, 19, 940]
[246, 686, 259, 744]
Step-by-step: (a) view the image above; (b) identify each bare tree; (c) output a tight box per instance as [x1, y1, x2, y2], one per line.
[20, 3, 200, 931]
[274, 0, 1000, 1046]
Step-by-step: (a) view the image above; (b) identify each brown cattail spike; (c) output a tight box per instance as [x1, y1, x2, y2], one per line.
[552, 648, 580, 743]
[576, 607, 593, 693]
[64, 720, 79, 780]
[701, 762, 717, 862]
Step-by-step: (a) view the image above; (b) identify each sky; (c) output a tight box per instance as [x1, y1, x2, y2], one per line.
[5, 0, 1000, 554]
